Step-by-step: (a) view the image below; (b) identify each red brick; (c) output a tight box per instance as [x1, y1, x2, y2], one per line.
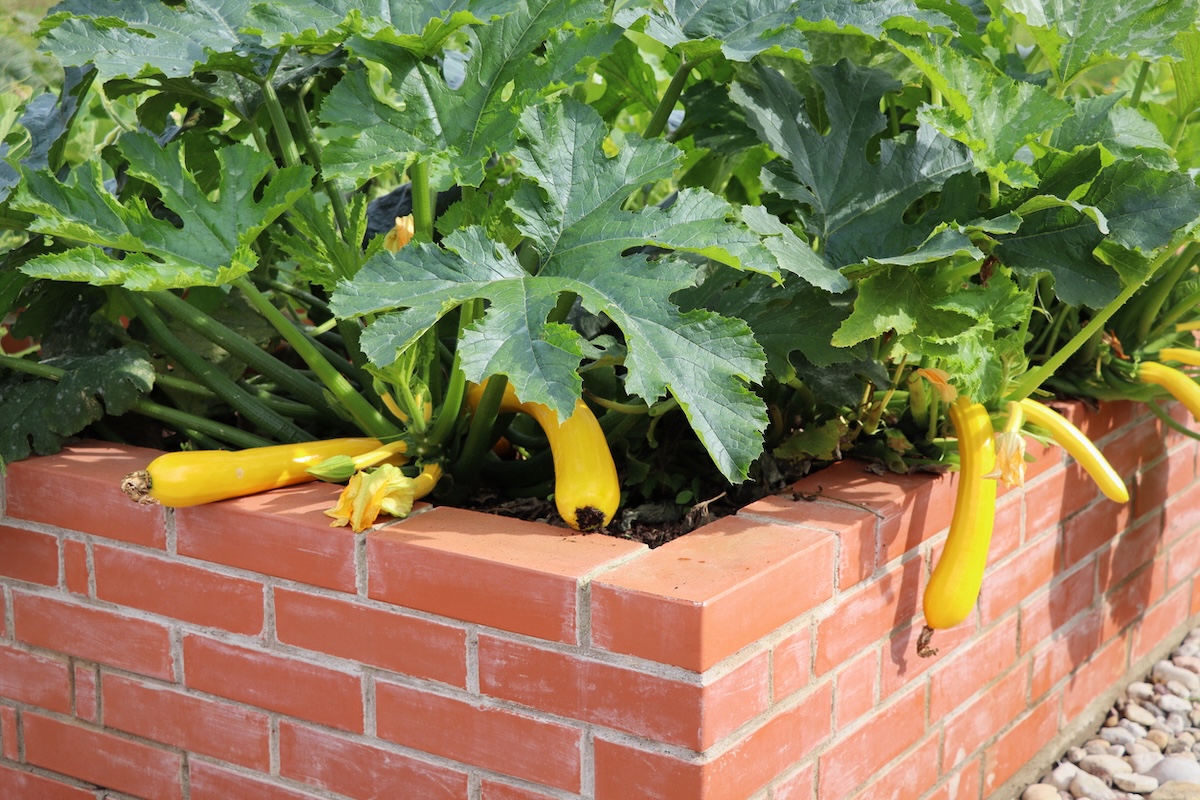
[73, 663, 97, 722]
[0, 525, 57, 586]
[1063, 633, 1128, 721]
[594, 681, 833, 800]
[23, 713, 182, 800]
[857, 732, 940, 800]
[94, 545, 264, 634]
[929, 615, 1019, 721]
[983, 696, 1059, 795]
[0, 643, 70, 713]
[815, 557, 922, 675]
[1163, 481, 1200, 543]
[739, 489, 876, 590]
[1019, 559, 1096, 654]
[987, 491, 1023, 566]
[369, 506, 644, 645]
[1134, 446, 1195, 520]
[835, 647, 878, 730]
[274, 587, 467, 687]
[0, 764, 96, 800]
[481, 781, 559, 800]
[1169, 530, 1200, 587]
[0, 591, 5, 637]
[773, 627, 812, 701]
[772, 763, 816, 800]
[869, 472, 956, 566]
[979, 529, 1058, 625]
[592, 516, 834, 671]
[1102, 413, 1169, 480]
[818, 684, 926, 800]
[5, 443, 166, 547]
[176, 481, 358, 592]
[376, 679, 582, 792]
[928, 757, 982, 800]
[1102, 559, 1165, 641]
[478, 634, 767, 750]
[1025, 465, 1098, 538]
[189, 760, 327, 800]
[1133, 584, 1192, 664]
[183, 635, 362, 732]
[941, 666, 1028, 772]
[1, 706, 16, 760]
[103, 674, 271, 769]
[13, 591, 172, 679]
[881, 620, 972, 700]
[279, 720, 467, 799]
[1031, 609, 1102, 700]
[1099, 517, 1165, 591]
[62, 539, 88, 596]
[1062, 498, 1132, 567]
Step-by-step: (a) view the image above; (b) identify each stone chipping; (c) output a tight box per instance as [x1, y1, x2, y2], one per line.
[1018, 627, 1200, 800]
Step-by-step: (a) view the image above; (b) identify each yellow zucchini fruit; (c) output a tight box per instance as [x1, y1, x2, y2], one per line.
[1157, 347, 1200, 367]
[1138, 361, 1200, 421]
[468, 379, 620, 531]
[121, 438, 383, 507]
[1018, 399, 1128, 503]
[922, 397, 998, 632]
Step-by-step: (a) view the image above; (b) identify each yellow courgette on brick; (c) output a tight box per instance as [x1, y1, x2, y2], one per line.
[121, 438, 384, 507]
[1138, 360, 1200, 421]
[1018, 399, 1128, 503]
[922, 397, 997, 636]
[467, 380, 620, 531]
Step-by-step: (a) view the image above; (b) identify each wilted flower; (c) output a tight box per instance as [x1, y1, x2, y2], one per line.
[326, 463, 417, 532]
[914, 368, 958, 403]
[383, 215, 415, 252]
[991, 430, 1026, 488]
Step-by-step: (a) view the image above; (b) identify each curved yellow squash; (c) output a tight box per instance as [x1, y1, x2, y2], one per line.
[923, 397, 998, 630]
[468, 380, 620, 531]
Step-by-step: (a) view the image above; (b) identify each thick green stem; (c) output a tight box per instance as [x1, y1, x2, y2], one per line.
[127, 293, 314, 442]
[290, 89, 351, 235]
[409, 159, 435, 242]
[233, 277, 400, 440]
[1135, 241, 1199, 343]
[1129, 61, 1151, 109]
[1006, 246, 1178, 401]
[451, 373, 509, 487]
[148, 290, 332, 414]
[0, 354, 274, 449]
[644, 55, 712, 140]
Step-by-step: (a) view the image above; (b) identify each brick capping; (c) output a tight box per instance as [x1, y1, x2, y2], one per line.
[0, 398, 1197, 799]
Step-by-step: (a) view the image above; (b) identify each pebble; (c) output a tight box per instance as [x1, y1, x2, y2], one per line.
[1156, 662, 1200, 694]
[1049, 762, 1082, 790]
[1072, 770, 1118, 800]
[1151, 732, 1175, 750]
[1114, 773, 1159, 793]
[1131, 684, 1159, 702]
[1148, 757, 1200, 784]
[1130, 703, 1162, 726]
[1024, 785, 1063, 800]
[1164, 697, 1196, 715]
[1173, 656, 1200, 676]
[1150, 782, 1200, 800]
[1081, 753, 1136, 783]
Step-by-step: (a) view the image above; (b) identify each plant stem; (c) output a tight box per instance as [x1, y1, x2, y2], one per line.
[1129, 61, 1151, 109]
[1006, 245, 1179, 402]
[147, 290, 332, 414]
[409, 159, 435, 241]
[0, 353, 274, 448]
[451, 373, 509, 487]
[127, 292, 315, 442]
[290, 88, 351, 235]
[1135, 241, 1199, 343]
[232, 277, 401, 440]
[644, 55, 712, 140]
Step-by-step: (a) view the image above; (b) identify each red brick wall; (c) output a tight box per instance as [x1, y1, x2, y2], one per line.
[0, 399, 1195, 799]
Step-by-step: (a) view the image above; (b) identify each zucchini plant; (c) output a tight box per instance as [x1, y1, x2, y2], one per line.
[1, 0, 1200, 543]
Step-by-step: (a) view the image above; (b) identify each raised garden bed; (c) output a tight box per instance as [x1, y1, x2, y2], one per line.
[0, 399, 1198, 799]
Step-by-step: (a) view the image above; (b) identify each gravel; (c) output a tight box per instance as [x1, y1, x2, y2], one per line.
[1019, 627, 1200, 800]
